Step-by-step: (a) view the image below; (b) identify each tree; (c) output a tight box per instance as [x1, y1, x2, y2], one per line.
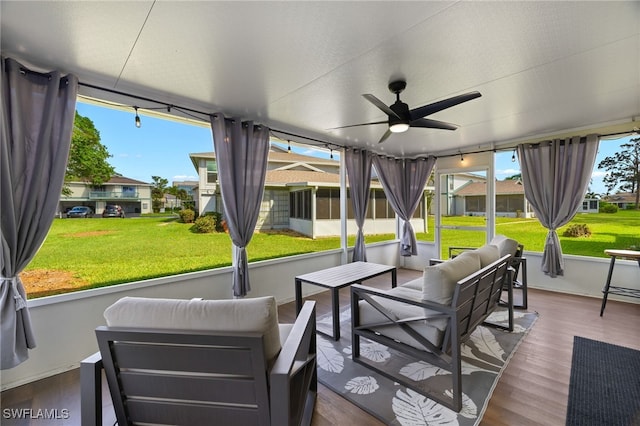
[505, 173, 522, 181]
[63, 111, 115, 195]
[598, 137, 640, 209]
[151, 176, 169, 212]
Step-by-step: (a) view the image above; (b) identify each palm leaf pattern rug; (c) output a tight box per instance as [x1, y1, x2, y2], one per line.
[316, 308, 538, 425]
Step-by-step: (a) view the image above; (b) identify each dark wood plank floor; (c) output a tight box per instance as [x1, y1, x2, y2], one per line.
[2, 268, 639, 425]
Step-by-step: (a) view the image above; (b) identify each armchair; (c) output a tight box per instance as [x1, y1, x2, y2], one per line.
[81, 296, 317, 426]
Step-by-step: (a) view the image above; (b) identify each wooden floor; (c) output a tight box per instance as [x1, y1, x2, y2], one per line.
[2, 268, 639, 426]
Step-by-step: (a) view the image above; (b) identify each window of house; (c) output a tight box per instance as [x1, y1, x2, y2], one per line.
[289, 189, 311, 220]
[373, 189, 395, 219]
[122, 186, 136, 198]
[315, 188, 345, 220]
[206, 161, 217, 184]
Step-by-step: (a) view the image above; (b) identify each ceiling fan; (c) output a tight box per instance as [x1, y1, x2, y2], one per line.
[333, 80, 481, 144]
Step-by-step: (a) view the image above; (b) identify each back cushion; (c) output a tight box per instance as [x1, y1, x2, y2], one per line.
[422, 251, 481, 305]
[475, 244, 500, 268]
[490, 235, 519, 258]
[104, 295, 281, 361]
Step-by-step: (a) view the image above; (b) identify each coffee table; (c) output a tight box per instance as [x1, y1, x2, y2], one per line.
[295, 261, 397, 340]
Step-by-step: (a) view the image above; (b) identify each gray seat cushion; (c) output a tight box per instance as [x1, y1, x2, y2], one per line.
[357, 286, 447, 350]
[104, 295, 282, 361]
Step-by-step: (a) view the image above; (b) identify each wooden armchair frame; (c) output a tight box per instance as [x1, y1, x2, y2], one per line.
[81, 301, 317, 426]
[350, 255, 511, 412]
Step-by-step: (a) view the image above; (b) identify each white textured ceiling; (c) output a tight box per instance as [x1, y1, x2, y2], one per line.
[1, 1, 639, 157]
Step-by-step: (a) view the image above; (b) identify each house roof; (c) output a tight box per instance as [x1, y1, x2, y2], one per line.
[603, 192, 639, 203]
[2, 2, 637, 159]
[71, 175, 151, 186]
[265, 170, 341, 187]
[454, 180, 524, 196]
[264, 169, 385, 189]
[189, 148, 338, 168]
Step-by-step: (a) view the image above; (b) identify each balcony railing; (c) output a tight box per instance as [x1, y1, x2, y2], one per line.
[89, 191, 139, 199]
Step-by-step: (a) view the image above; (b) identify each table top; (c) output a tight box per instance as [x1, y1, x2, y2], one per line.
[295, 261, 395, 288]
[605, 249, 640, 259]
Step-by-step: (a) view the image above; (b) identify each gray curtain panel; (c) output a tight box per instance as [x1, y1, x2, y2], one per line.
[517, 134, 599, 277]
[345, 149, 372, 262]
[1, 58, 78, 369]
[210, 114, 270, 297]
[372, 156, 436, 256]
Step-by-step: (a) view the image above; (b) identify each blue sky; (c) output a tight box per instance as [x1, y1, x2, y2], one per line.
[76, 100, 630, 194]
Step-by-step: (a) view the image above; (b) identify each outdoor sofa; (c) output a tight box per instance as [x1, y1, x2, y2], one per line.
[350, 237, 518, 411]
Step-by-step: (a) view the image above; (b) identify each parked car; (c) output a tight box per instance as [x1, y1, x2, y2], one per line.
[102, 204, 125, 218]
[66, 206, 94, 218]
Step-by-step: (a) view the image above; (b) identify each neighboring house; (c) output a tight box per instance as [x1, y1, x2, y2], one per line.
[59, 175, 153, 216]
[452, 179, 600, 217]
[452, 179, 535, 218]
[439, 172, 487, 216]
[189, 145, 428, 238]
[579, 198, 600, 213]
[603, 192, 639, 209]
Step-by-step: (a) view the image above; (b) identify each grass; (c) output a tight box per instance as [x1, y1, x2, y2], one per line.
[417, 210, 640, 259]
[23, 210, 640, 297]
[23, 216, 393, 296]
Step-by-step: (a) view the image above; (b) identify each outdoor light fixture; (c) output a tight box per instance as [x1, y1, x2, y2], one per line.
[389, 122, 410, 133]
[134, 107, 141, 128]
[459, 152, 464, 163]
[288, 140, 291, 153]
[512, 150, 516, 162]
[330, 148, 334, 159]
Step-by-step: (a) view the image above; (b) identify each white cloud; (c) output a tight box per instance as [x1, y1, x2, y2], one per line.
[495, 168, 520, 176]
[172, 174, 198, 180]
[591, 170, 607, 178]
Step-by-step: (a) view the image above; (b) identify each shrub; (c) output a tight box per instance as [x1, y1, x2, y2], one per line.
[563, 224, 591, 238]
[210, 211, 225, 232]
[192, 215, 216, 233]
[599, 203, 618, 213]
[178, 209, 195, 223]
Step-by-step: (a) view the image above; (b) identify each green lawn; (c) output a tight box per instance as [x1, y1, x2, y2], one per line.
[24, 217, 392, 296]
[24, 211, 640, 297]
[417, 210, 640, 259]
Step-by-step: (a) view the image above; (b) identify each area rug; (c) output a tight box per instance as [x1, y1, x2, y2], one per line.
[316, 308, 538, 426]
[566, 336, 640, 426]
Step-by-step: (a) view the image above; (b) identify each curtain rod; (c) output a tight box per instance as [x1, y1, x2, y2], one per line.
[77, 81, 637, 158]
[78, 81, 345, 150]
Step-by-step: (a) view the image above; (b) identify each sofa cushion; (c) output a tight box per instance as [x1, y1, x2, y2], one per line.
[475, 244, 500, 268]
[401, 277, 423, 291]
[358, 286, 447, 350]
[490, 234, 519, 258]
[104, 295, 282, 361]
[422, 250, 481, 305]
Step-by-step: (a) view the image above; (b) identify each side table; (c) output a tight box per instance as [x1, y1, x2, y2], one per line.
[599, 249, 640, 316]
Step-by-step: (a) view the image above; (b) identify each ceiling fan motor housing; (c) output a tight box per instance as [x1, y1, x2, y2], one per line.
[389, 101, 411, 128]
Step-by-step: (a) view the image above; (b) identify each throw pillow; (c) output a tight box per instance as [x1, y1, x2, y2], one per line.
[490, 234, 519, 258]
[475, 244, 500, 267]
[422, 250, 481, 305]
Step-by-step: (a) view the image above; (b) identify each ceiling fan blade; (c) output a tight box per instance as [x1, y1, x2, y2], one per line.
[409, 91, 481, 121]
[410, 118, 458, 131]
[363, 94, 400, 119]
[327, 120, 388, 130]
[378, 128, 392, 144]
